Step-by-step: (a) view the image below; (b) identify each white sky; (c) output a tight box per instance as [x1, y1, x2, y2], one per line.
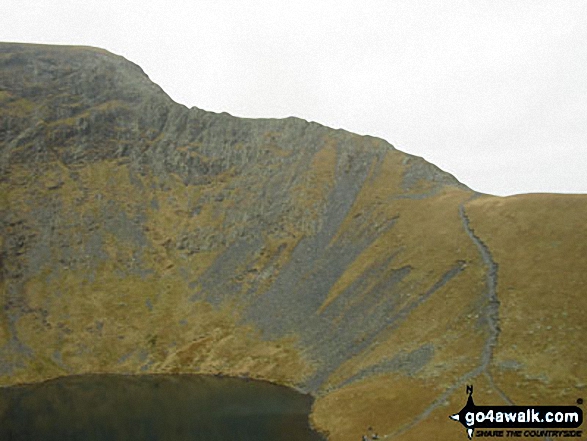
[3, 1, 587, 196]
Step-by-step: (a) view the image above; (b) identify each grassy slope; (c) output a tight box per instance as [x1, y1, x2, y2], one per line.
[466, 195, 587, 403]
[0, 160, 314, 387]
[312, 193, 587, 440]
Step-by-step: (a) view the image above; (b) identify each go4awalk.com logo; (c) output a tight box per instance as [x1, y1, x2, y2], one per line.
[449, 385, 583, 439]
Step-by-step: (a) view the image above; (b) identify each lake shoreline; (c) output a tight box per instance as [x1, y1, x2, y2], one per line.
[0, 372, 328, 440]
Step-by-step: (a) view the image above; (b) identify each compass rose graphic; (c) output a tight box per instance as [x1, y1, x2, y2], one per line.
[449, 385, 476, 439]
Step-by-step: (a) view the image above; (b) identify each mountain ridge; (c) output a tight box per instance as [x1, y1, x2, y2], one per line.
[1, 42, 585, 441]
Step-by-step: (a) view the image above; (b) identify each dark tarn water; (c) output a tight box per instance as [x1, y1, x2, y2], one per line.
[0, 374, 326, 441]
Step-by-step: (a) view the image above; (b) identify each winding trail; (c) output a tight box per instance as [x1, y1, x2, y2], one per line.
[381, 200, 514, 440]
[459, 204, 514, 406]
[458, 205, 501, 372]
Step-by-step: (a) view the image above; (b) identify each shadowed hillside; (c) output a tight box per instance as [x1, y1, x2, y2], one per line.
[1, 43, 585, 440]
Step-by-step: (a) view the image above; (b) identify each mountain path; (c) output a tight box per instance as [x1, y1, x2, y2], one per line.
[380, 199, 514, 440]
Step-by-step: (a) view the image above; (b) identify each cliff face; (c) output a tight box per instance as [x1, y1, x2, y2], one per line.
[1, 43, 585, 440]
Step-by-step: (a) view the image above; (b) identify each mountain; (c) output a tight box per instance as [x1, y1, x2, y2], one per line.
[1, 42, 585, 440]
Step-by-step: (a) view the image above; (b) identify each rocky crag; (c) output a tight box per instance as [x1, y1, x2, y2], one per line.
[1, 43, 585, 440]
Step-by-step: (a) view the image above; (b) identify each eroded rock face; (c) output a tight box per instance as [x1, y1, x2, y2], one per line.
[1, 43, 585, 441]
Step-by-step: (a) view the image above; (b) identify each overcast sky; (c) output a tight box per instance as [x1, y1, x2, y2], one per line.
[3, 1, 586, 196]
